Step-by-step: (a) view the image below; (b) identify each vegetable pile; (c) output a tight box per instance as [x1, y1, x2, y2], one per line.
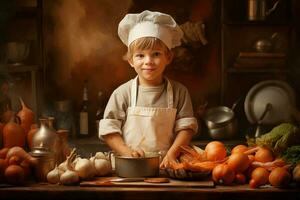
[47, 149, 112, 185]
[254, 123, 300, 155]
[0, 146, 37, 185]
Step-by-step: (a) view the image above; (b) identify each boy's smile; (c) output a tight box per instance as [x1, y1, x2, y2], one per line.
[129, 48, 171, 86]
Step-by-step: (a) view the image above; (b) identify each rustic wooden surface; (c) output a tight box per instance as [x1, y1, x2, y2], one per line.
[0, 181, 299, 200]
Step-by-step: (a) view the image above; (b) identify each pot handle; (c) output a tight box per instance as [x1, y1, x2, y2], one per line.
[108, 151, 116, 170]
[231, 97, 243, 111]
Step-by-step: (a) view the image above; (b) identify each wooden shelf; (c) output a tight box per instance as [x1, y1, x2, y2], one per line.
[226, 67, 288, 74]
[0, 64, 39, 73]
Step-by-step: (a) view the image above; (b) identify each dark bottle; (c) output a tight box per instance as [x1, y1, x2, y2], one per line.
[95, 91, 105, 135]
[79, 80, 89, 136]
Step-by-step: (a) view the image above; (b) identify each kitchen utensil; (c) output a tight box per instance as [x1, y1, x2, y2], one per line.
[255, 103, 272, 137]
[5, 41, 30, 65]
[247, 0, 280, 21]
[30, 147, 55, 182]
[202, 100, 239, 140]
[109, 177, 169, 183]
[31, 118, 62, 165]
[80, 177, 215, 187]
[254, 33, 278, 53]
[113, 153, 160, 178]
[244, 80, 296, 125]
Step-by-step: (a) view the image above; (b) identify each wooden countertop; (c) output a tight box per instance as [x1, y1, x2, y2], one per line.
[1, 181, 299, 200]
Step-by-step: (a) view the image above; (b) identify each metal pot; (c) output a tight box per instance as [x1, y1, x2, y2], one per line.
[202, 105, 238, 140]
[114, 154, 160, 178]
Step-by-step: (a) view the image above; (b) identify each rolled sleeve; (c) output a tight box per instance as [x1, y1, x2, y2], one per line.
[174, 117, 198, 134]
[99, 119, 123, 139]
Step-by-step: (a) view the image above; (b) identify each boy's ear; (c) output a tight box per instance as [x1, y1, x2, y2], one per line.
[127, 58, 134, 67]
[166, 51, 174, 65]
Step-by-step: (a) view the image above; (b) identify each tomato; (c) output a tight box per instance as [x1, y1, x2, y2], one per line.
[212, 163, 235, 185]
[205, 141, 227, 161]
[227, 152, 250, 173]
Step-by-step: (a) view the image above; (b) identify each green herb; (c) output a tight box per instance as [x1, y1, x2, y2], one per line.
[255, 123, 300, 155]
[282, 146, 300, 164]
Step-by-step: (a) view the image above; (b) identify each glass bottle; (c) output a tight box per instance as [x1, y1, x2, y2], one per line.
[79, 80, 89, 136]
[95, 91, 105, 135]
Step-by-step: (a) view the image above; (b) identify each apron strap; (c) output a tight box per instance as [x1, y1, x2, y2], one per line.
[130, 76, 174, 108]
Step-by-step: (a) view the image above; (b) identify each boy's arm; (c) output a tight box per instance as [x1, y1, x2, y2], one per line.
[103, 133, 144, 157]
[160, 129, 194, 168]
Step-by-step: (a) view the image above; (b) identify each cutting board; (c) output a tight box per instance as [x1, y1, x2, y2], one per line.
[80, 177, 215, 188]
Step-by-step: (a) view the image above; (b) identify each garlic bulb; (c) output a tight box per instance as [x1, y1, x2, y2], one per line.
[74, 157, 96, 180]
[93, 158, 111, 176]
[47, 165, 63, 184]
[60, 169, 79, 185]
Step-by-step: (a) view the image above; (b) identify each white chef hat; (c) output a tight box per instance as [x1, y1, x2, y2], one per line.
[118, 10, 183, 49]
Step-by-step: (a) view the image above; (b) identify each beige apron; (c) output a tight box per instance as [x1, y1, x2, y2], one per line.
[122, 76, 177, 154]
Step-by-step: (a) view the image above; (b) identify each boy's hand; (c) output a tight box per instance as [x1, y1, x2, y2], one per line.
[159, 150, 179, 169]
[131, 149, 145, 157]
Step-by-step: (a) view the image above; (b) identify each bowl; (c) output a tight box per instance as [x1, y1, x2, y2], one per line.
[114, 154, 160, 178]
[5, 41, 30, 64]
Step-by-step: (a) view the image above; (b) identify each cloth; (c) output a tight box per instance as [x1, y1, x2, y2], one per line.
[99, 77, 198, 140]
[118, 10, 183, 49]
[119, 76, 176, 152]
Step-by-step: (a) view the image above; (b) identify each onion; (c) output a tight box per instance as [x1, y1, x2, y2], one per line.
[205, 141, 227, 161]
[227, 152, 250, 173]
[269, 167, 291, 187]
[231, 144, 248, 154]
[254, 147, 274, 163]
[0, 158, 8, 179]
[251, 167, 269, 187]
[6, 147, 37, 166]
[212, 163, 235, 185]
[4, 164, 25, 185]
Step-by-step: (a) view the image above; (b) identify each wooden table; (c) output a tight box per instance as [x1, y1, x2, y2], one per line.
[0, 182, 299, 200]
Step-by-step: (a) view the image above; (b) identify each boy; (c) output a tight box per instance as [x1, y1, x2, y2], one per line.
[99, 10, 198, 168]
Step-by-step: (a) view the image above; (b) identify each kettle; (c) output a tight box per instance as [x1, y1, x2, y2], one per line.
[248, 0, 280, 21]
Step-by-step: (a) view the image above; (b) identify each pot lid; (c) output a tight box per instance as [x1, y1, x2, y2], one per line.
[244, 80, 296, 125]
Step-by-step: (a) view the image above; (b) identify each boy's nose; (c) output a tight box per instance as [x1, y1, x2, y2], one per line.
[144, 55, 153, 64]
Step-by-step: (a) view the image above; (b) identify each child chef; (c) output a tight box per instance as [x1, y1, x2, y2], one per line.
[99, 10, 198, 168]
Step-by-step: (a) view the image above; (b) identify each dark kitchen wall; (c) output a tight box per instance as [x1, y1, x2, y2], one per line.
[42, 0, 221, 136]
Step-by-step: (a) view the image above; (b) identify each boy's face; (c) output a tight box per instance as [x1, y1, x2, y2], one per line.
[128, 46, 172, 86]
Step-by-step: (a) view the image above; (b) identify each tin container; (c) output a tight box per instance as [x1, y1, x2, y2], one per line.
[30, 147, 55, 182]
[114, 154, 160, 178]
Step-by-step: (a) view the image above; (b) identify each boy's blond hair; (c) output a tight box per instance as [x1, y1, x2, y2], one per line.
[125, 37, 173, 61]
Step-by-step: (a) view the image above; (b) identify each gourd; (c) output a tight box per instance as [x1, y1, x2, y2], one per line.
[17, 98, 35, 134]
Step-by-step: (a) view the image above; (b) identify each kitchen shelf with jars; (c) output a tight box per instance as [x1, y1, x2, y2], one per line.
[220, 0, 296, 105]
[218, 0, 298, 142]
[0, 0, 44, 117]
